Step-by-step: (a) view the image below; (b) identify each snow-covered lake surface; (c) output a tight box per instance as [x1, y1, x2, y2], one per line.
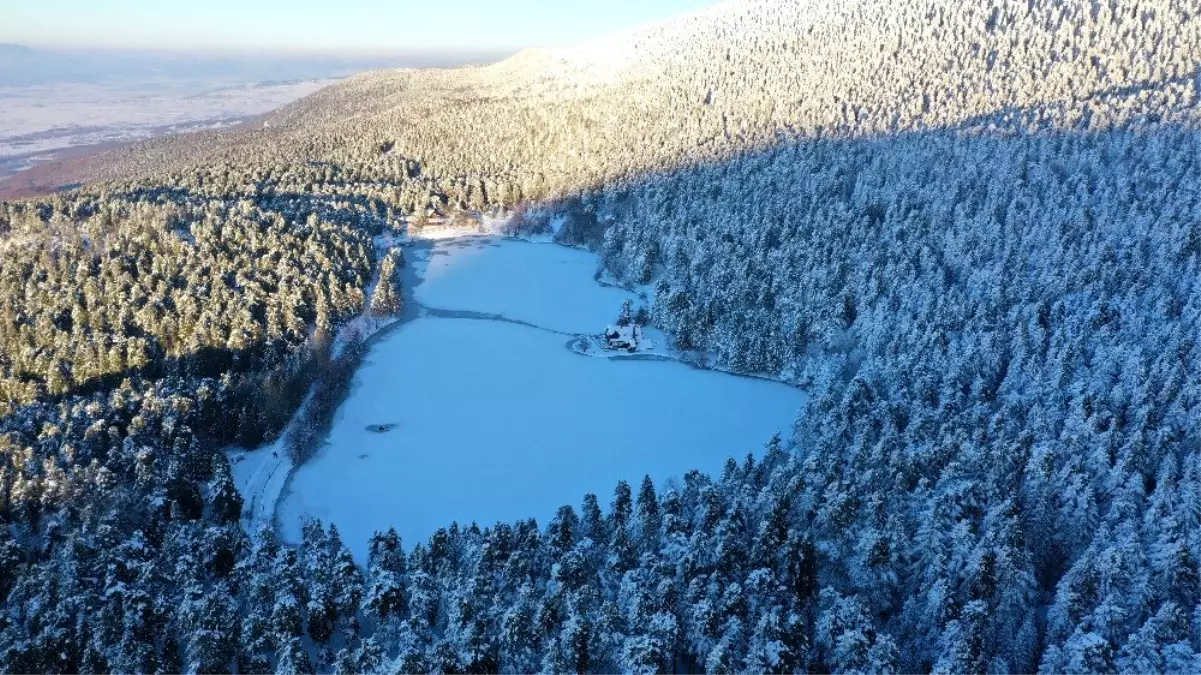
[273, 235, 806, 563]
[416, 237, 636, 333]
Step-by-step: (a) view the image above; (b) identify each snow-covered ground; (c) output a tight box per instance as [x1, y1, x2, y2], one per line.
[277, 234, 806, 563]
[228, 440, 294, 536]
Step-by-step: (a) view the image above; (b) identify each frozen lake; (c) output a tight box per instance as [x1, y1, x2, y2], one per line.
[276, 235, 806, 562]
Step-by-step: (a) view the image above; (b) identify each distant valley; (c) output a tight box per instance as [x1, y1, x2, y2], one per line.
[0, 79, 341, 196]
[0, 44, 510, 198]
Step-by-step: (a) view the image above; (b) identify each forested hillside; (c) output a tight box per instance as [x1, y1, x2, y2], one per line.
[0, 0, 1198, 672]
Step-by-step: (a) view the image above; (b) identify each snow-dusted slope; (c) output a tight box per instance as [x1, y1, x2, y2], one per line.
[60, 0, 1199, 192]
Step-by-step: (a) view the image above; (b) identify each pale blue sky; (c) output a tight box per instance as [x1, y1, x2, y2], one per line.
[1, 0, 717, 54]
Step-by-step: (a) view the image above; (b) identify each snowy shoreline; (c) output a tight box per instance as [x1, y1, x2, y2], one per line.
[227, 231, 413, 538]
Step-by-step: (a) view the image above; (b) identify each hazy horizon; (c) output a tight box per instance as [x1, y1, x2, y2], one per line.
[0, 41, 514, 61]
[0, 39, 516, 183]
[1, 0, 716, 54]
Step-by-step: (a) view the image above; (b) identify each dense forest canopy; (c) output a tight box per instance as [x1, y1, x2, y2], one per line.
[0, 0, 1198, 672]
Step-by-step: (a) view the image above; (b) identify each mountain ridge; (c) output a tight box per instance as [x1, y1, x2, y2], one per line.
[15, 0, 1198, 197]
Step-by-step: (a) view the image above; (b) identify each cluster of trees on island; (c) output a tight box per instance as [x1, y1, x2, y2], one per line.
[0, 0, 1197, 672]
